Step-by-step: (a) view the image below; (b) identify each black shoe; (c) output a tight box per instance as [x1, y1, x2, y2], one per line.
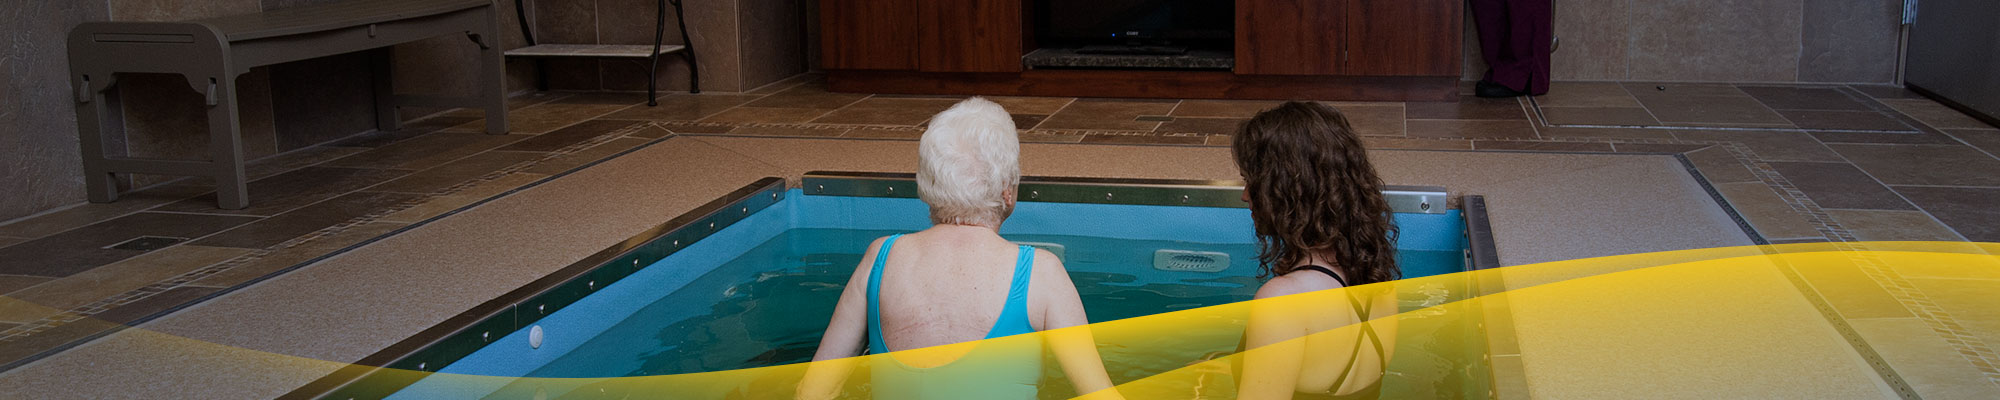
[1475, 80, 1528, 98]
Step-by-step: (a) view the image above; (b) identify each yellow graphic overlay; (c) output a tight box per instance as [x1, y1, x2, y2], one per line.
[0, 242, 1992, 399]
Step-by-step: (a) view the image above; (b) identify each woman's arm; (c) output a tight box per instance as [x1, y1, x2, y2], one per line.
[1032, 251, 1125, 400]
[795, 237, 885, 400]
[1236, 277, 1309, 400]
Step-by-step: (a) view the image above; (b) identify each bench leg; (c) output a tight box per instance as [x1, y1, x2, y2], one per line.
[75, 76, 123, 203]
[371, 48, 402, 131]
[206, 76, 250, 210]
[478, 12, 509, 135]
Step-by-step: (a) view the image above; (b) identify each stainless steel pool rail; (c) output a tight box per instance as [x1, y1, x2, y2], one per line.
[291, 178, 789, 400]
[801, 171, 1451, 214]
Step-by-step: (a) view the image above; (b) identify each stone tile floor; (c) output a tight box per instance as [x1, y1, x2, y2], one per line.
[0, 74, 1996, 394]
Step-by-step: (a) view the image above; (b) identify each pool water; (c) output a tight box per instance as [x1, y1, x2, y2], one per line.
[383, 189, 1489, 399]
[508, 229, 1483, 399]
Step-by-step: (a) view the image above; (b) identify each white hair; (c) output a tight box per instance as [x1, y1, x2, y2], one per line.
[917, 97, 1021, 226]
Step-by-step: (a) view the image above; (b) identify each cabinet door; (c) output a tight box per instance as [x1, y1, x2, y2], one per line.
[918, 0, 1023, 73]
[1235, 0, 1347, 75]
[821, 0, 919, 70]
[1345, 0, 1460, 76]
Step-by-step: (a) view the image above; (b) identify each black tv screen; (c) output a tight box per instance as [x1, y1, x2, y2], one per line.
[1037, 0, 1233, 47]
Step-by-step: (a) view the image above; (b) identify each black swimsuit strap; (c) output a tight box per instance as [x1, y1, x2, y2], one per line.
[1301, 265, 1387, 397]
[1301, 265, 1349, 287]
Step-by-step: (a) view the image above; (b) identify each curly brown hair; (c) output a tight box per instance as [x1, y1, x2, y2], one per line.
[1231, 101, 1400, 285]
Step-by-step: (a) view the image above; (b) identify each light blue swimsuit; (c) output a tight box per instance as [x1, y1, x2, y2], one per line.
[866, 234, 1044, 399]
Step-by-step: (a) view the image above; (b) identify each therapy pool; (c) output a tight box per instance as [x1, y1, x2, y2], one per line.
[308, 172, 1501, 399]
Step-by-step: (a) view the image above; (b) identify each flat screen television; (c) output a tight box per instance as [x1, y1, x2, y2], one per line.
[1036, 0, 1234, 49]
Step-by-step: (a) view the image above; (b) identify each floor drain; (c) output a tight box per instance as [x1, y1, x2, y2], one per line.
[106, 236, 187, 251]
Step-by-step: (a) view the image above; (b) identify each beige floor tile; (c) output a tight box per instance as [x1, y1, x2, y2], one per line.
[740, 86, 869, 109]
[1942, 129, 2000, 156]
[1473, 141, 1614, 152]
[1508, 253, 1890, 399]
[1037, 100, 1176, 131]
[1638, 95, 1794, 126]
[1203, 135, 1233, 146]
[698, 107, 833, 124]
[1614, 143, 1712, 153]
[1491, 355, 1530, 400]
[189, 222, 409, 288]
[1153, 117, 1245, 135]
[842, 127, 924, 140]
[1673, 130, 1845, 162]
[521, 138, 654, 175]
[0, 184, 211, 239]
[1538, 106, 1660, 126]
[1080, 134, 1207, 146]
[1828, 144, 2000, 187]
[1359, 137, 1473, 150]
[1018, 131, 1085, 144]
[1170, 100, 1283, 118]
[1683, 146, 1758, 184]
[1328, 104, 1406, 137]
[1907, 278, 2000, 347]
[727, 125, 852, 138]
[1789, 253, 1913, 319]
[375, 173, 551, 224]
[809, 98, 959, 126]
[1623, 82, 1751, 97]
[984, 96, 1073, 115]
[1533, 82, 1643, 108]
[1826, 209, 1966, 242]
[1881, 98, 1998, 130]
[0, 245, 249, 323]
[597, 94, 761, 122]
[1405, 96, 1527, 120]
[1535, 126, 1677, 140]
[1848, 318, 2000, 400]
[1715, 182, 1825, 240]
[1406, 119, 1537, 139]
[0, 274, 52, 296]
[451, 101, 635, 134]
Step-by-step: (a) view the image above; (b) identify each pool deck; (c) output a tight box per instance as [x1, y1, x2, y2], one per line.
[0, 135, 1767, 398]
[1, 77, 1997, 399]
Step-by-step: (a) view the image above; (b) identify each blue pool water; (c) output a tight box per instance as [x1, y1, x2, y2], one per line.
[389, 189, 1483, 399]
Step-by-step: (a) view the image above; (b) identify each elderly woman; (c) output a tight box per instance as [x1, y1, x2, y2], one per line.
[1232, 101, 1401, 400]
[797, 98, 1119, 400]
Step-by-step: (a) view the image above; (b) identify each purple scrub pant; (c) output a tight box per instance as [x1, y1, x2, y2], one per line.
[1470, 0, 1552, 95]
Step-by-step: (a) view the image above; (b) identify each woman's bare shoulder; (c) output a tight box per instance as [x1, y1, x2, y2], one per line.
[1253, 270, 1344, 300]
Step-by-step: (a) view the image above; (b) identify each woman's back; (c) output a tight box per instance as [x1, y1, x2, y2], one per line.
[1271, 268, 1398, 398]
[871, 229, 1042, 355]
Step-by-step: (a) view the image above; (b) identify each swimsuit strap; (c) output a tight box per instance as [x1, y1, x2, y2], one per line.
[1301, 265, 1350, 287]
[1302, 264, 1388, 396]
[865, 234, 904, 354]
[984, 245, 1037, 338]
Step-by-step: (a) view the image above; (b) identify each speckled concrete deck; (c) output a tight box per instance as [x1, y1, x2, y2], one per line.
[0, 136, 1811, 398]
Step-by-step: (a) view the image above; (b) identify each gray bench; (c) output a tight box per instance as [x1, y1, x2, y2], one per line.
[68, 0, 509, 210]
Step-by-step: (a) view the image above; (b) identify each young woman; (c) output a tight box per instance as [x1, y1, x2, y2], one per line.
[1231, 101, 1402, 400]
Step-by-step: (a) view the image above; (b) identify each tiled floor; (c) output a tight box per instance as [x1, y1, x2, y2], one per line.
[0, 74, 1996, 396]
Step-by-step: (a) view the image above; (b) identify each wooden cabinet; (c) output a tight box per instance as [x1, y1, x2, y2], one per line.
[822, 0, 1022, 73]
[820, 0, 918, 70]
[1345, 0, 1460, 76]
[1236, 0, 1461, 76]
[821, 0, 1461, 101]
[918, 0, 1024, 73]
[1235, 0, 1348, 76]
